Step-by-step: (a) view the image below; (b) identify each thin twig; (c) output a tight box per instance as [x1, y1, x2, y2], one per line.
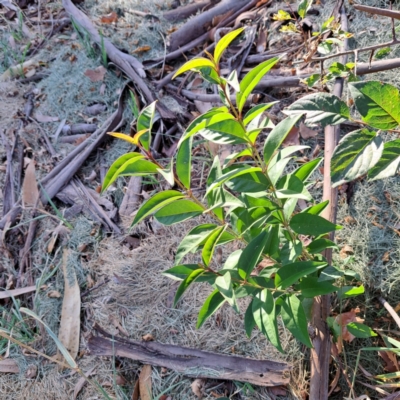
[379, 297, 400, 330]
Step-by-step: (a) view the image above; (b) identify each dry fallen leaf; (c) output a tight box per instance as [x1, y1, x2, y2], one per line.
[100, 11, 118, 24]
[84, 66, 107, 82]
[0, 359, 19, 373]
[34, 113, 59, 123]
[25, 364, 37, 379]
[73, 366, 96, 399]
[139, 365, 152, 400]
[0, 285, 38, 300]
[339, 244, 354, 259]
[22, 160, 40, 208]
[334, 308, 364, 353]
[132, 46, 151, 54]
[382, 250, 391, 263]
[299, 122, 318, 139]
[142, 333, 154, 342]
[191, 378, 205, 399]
[282, 126, 300, 147]
[57, 249, 81, 367]
[47, 290, 62, 298]
[379, 350, 400, 373]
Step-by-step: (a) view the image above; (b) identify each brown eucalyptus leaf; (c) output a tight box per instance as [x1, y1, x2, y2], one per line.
[57, 248, 81, 366]
[84, 66, 107, 82]
[22, 160, 40, 208]
[0, 359, 19, 373]
[139, 365, 152, 400]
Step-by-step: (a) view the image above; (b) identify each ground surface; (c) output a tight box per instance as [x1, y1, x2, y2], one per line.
[1, 0, 400, 399]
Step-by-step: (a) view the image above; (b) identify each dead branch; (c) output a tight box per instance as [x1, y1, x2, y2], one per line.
[163, 1, 211, 22]
[119, 177, 142, 217]
[310, 5, 348, 400]
[379, 297, 400, 330]
[61, 0, 144, 78]
[88, 331, 291, 387]
[353, 4, 400, 21]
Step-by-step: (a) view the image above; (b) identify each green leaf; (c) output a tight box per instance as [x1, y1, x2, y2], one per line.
[347, 322, 377, 339]
[173, 57, 216, 79]
[243, 102, 279, 126]
[307, 238, 338, 254]
[337, 285, 364, 299]
[298, 0, 313, 18]
[275, 261, 327, 289]
[206, 187, 245, 212]
[223, 148, 252, 167]
[197, 290, 226, 328]
[202, 226, 226, 267]
[349, 81, 400, 130]
[237, 57, 281, 112]
[175, 224, 218, 264]
[102, 152, 144, 192]
[294, 158, 322, 182]
[214, 27, 244, 64]
[302, 200, 329, 215]
[298, 277, 337, 297]
[244, 300, 256, 338]
[280, 240, 302, 265]
[215, 272, 237, 310]
[368, 139, 400, 180]
[290, 213, 342, 236]
[174, 268, 205, 306]
[263, 115, 303, 163]
[158, 159, 175, 186]
[206, 166, 262, 194]
[284, 93, 350, 127]
[131, 190, 185, 227]
[269, 145, 310, 170]
[225, 170, 269, 193]
[331, 129, 383, 187]
[137, 101, 157, 151]
[178, 110, 232, 146]
[155, 199, 203, 225]
[176, 136, 192, 189]
[281, 295, 312, 347]
[198, 118, 249, 144]
[276, 174, 312, 200]
[237, 230, 270, 279]
[163, 264, 200, 280]
[252, 290, 283, 352]
[263, 225, 280, 257]
[197, 66, 221, 85]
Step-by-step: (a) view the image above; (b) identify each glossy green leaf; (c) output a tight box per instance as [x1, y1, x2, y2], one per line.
[198, 118, 249, 144]
[237, 57, 281, 112]
[276, 174, 311, 200]
[223, 148, 252, 167]
[284, 93, 350, 127]
[174, 268, 205, 306]
[173, 58, 216, 79]
[252, 289, 283, 352]
[347, 322, 377, 339]
[197, 66, 222, 85]
[331, 129, 383, 187]
[264, 225, 280, 257]
[275, 261, 327, 289]
[349, 81, 400, 130]
[215, 271, 237, 310]
[202, 226, 226, 267]
[243, 102, 279, 126]
[337, 285, 364, 299]
[231, 207, 270, 235]
[197, 290, 226, 328]
[206, 166, 262, 194]
[225, 170, 269, 193]
[214, 27, 244, 64]
[158, 159, 175, 186]
[281, 295, 312, 347]
[102, 152, 144, 192]
[237, 230, 270, 279]
[244, 300, 256, 338]
[268, 157, 292, 186]
[176, 136, 192, 189]
[302, 200, 329, 215]
[263, 115, 303, 163]
[206, 187, 245, 212]
[307, 238, 338, 254]
[175, 224, 218, 264]
[298, 277, 337, 297]
[368, 139, 400, 180]
[294, 158, 322, 182]
[269, 145, 309, 169]
[225, 69, 240, 92]
[155, 199, 203, 225]
[137, 101, 157, 150]
[280, 240, 302, 265]
[131, 190, 185, 227]
[290, 213, 342, 236]
[298, 0, 313, 18]
[163, 264, 203, 280]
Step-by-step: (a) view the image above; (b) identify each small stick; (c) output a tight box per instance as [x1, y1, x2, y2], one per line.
[379, 296, 400, 330]
[354, 4, 400, 21]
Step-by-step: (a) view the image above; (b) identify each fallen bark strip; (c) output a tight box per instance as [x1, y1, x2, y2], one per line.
[88, 334, 291, 387]
[169, 0, 247, 51]
[61, 0, 145, 78]
[310, 5, 348, 400]
[163, 0, 211, 22]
